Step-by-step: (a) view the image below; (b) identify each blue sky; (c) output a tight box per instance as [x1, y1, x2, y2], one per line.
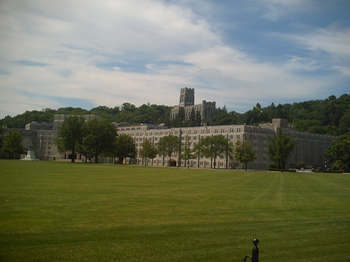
[0, 0, 349, 118]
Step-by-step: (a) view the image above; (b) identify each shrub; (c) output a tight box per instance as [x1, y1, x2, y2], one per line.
[296, 161, 305, 169]
[269, 168, 296, 172]
[332, 160, 347, 171]
[269, 163, 277, 169]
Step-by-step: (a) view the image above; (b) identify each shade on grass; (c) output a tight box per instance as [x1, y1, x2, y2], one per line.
[0, 160, 349, 261]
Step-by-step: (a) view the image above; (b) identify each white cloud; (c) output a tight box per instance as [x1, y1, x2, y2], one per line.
[0, 88, 60, 118]
[246, 0, 314, 21]
[333, 66, 350, 76]
[0, 0, 348, 118]
[291, 26, 350, 56]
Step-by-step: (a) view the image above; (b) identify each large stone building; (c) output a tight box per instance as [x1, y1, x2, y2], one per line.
[116, 118, 336, 170]
[170, 87, 216, 125]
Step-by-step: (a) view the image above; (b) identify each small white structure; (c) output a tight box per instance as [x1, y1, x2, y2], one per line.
[21, 143, 40, 161]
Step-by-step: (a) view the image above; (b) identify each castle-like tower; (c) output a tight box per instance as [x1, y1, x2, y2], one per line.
[179, 87, 194, 107]
[170, 87, 216, 125]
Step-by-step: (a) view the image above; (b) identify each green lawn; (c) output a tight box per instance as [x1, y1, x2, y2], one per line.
[0, 160, 349, 261]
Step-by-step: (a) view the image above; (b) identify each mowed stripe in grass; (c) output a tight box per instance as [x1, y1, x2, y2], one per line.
[0, 160, 349, 261]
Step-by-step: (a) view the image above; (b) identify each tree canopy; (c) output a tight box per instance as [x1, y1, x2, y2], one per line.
[54, 115, 86, 162]
[1, 131, 24, 159]
[267, 128, 296, 170]
[139, 139, 158, 165]
[325, 133, 350, 171]
[197, 135, 230, 169]
[113, 134, 137, 164]
[82, 118, 117, 163]
[232, 140, 256, 171]
[181, 136, 196, 168]
[157, 135, 181, 166]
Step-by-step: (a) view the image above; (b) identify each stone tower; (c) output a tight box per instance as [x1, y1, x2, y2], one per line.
[179, 87, 194, 107]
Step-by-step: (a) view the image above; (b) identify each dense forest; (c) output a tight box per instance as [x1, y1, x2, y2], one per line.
[1, 94, 349, 136]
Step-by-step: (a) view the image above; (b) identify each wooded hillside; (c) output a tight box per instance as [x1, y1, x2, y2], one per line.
[1, 94, 349, 136]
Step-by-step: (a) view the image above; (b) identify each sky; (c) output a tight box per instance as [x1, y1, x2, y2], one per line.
[0, 0, 349, 119]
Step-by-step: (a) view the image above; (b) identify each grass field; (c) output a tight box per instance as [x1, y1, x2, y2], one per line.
[0, 160, 349, 262]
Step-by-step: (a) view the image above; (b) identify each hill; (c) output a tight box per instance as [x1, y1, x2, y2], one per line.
[1, 94, 349, 136]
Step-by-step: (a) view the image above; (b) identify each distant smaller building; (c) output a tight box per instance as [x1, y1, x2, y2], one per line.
[170, 87, 216, 125]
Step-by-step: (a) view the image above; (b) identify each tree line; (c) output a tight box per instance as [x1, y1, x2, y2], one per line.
[1, 94, 349, 135]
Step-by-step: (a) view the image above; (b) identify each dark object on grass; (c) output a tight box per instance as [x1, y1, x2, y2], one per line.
[244, 238, 259, 262]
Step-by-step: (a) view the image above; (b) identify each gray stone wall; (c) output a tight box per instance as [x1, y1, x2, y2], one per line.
[117, 119, 336, 170]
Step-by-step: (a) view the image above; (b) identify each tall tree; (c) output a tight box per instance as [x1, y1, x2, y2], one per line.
[140, 139, 158, 165]
[0, 126, 3, 148]
[198, 135, 230, 169]
[1, 131, 24, 159]
[267, 128, 296, 170]
[54, 115, 86, 162]
[181, 136, 196, 168]
[157, 135, 181, 166]
[113, 134, 137, 164]
[325, 133, 350, 171]
[232, 140, 256, 171]
[82, 118, 117, 163]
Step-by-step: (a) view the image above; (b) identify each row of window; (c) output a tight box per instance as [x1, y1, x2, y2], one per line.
[120, 127, 243, 137]
[134, 134, 241, 145]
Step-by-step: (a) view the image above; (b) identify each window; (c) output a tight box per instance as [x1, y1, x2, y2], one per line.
[237, 128, 241, 132]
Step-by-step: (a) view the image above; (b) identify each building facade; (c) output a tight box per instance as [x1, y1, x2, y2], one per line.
[170, 87, 216, 125]
[116, 118, 336, 170]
